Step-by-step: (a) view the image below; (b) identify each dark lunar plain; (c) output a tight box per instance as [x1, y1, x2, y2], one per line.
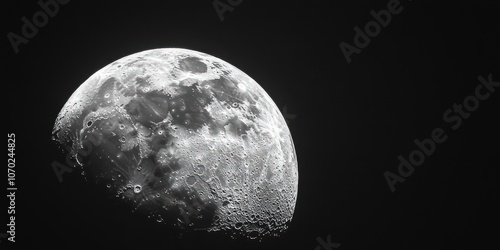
[3, 0, 499, 249]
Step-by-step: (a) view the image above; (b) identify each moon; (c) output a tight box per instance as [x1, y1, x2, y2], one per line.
[52, 48, 298, 238]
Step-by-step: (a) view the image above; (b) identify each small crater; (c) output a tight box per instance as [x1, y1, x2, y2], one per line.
[186, 176, 196, 185]
[194, 164, 205, 174]
[134, 185, 142, 193]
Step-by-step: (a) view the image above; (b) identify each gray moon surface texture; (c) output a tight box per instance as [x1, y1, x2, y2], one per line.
[52, 48, 298, 238]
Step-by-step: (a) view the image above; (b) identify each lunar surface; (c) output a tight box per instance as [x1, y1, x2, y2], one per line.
[52, 48, 298, 238]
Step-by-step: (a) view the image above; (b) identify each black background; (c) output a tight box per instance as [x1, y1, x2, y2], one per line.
[3, 0, 500, 249]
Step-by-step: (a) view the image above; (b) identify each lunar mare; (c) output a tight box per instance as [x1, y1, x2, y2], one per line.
[52, 48, 298, 238]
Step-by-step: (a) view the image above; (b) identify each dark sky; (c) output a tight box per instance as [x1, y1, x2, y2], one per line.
[3, 0, 500, 249]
